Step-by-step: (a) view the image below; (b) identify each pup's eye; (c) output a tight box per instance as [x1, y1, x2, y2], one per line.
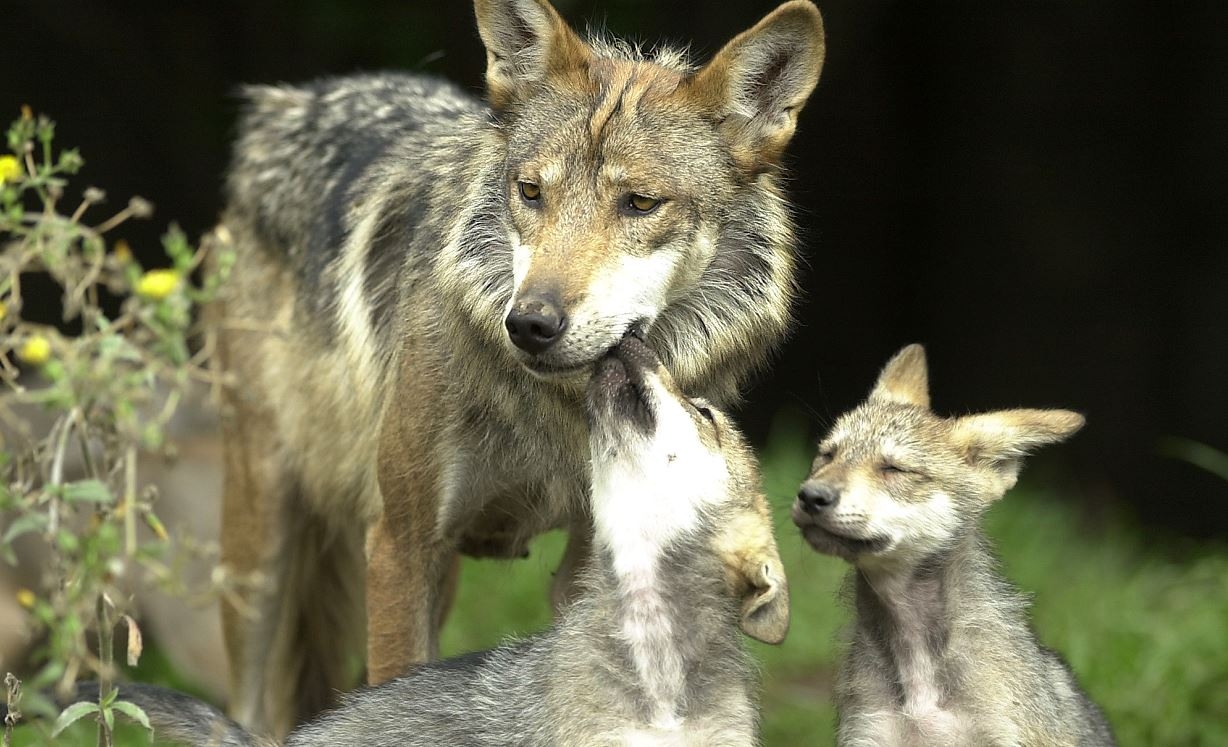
[818, 447, 836, 461]
[881, 463, 909, 475]
[622, 193, 661, 215]
[519, 181, 541, 204]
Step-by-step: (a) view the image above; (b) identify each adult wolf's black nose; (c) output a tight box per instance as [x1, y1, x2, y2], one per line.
[506, 299, 567, 354]
[797, 481, 839, 512]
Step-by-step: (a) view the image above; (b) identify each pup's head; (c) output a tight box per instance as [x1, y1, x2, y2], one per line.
[792, 344, 1085, 569]
[586, 333, 790, 644]
[474, 0, 825, 379]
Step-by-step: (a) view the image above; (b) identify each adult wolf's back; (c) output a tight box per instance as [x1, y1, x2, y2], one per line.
[214, 0, 825, 735]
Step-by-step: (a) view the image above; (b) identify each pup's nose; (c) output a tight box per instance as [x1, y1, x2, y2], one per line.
[506, 298, 567, 355]
[797, 481, 839, 513]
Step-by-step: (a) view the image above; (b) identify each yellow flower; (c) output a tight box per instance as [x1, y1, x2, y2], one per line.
[16, 588, 36, 609]
[135, 269, 180, 300]
[112, 240, 133, 265]
[17, 335, 51, 365]
[0, 155, 21, 184]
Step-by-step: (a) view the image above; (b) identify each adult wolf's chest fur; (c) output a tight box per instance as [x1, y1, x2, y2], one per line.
[429, 343, 592, 557]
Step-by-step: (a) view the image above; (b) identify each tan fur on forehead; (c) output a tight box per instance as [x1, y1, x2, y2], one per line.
[585, 36, 696, 74]
[586, 58, 685, 140]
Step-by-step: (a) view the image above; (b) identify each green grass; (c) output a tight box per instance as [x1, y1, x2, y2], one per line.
[12, 418, 1228, 745]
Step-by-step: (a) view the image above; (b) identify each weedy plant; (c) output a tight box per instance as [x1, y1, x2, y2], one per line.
[0, 108, 237, 746]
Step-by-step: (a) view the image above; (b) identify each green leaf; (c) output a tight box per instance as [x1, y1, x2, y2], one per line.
[100, 685, 119, 708]
[51, 700, 100, 736]
[3, 513, 49, 544]
[55, 529, 80, 553]
[111, 699, 152, 731]
[102, 704, 115, 732]
[141, 423, 163, 450]
[20, 690, 59, 721]
[62, 479, 113, 504]
[29, 661, 65, 690]
[41, 359, 66, 383]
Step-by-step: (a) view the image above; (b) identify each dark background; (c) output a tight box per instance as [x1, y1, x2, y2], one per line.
[7, 1, 1226, 536]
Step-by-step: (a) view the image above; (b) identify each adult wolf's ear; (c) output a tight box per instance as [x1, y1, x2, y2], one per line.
[474, 0, 591, 111]
[870, 343, 931, 409]
[952, 409, 1086, 494]
[690, 1, 826, 171]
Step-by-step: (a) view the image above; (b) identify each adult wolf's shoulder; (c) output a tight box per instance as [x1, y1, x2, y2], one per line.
[224, 73, 486, 296]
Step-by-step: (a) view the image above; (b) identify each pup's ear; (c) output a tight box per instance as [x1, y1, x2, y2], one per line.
[474, 0, 590, 110]
[689, 1, 825, 171]
[715, 503, 790, 645]
[870, 343, 930, 409]
[739, 554, 790, 645]
[951, 409, 1085, 493]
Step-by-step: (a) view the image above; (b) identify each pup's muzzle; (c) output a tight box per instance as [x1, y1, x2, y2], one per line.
[587, 331, 659, 435]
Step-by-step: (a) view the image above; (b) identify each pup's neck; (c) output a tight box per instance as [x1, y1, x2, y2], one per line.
[852, 528, 1000, 717]
[587, 483, 737, 730]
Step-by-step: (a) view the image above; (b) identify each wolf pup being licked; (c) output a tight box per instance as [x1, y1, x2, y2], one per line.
[211, 0, 824, 734]
[78, 334, 789, 746]
[792, 345, 1114, 746]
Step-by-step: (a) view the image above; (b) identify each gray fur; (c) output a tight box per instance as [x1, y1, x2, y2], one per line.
[289, 544, 755, 746]
[98, 338, 774, 745]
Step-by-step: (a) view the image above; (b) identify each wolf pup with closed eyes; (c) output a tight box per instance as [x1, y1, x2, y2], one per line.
[793, 344, 1114, 746]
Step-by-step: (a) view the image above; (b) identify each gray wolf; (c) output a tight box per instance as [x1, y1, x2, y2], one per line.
[57, 334, 788, 746]
[212, 0, 825, 734]
[791, 344, 1114, 746]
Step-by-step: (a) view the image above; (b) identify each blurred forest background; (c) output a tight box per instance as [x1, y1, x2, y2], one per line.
[8, 0, 1226, 535]
[4, 1, 1228, 744]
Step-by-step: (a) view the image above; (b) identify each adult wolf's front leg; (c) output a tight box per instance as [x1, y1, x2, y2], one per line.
[367, 343, 453, 683]
[217, 340, 365, 738]
[365, 511, 459, 682]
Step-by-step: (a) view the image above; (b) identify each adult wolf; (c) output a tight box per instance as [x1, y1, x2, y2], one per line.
[214, 0, 824, 734]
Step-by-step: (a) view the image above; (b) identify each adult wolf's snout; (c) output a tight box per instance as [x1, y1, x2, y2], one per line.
[505, 295, 567, 355]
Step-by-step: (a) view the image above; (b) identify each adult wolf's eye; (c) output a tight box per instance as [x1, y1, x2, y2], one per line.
[519, 181, 541, 205]
[622, 193, 661, 215]
[696, 406, 716, 424]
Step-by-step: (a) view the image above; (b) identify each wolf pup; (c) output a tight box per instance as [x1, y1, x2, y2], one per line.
[64, 335, 788, 746]
[791, 345, 1114, 746]
[213, 0, 824, 734]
